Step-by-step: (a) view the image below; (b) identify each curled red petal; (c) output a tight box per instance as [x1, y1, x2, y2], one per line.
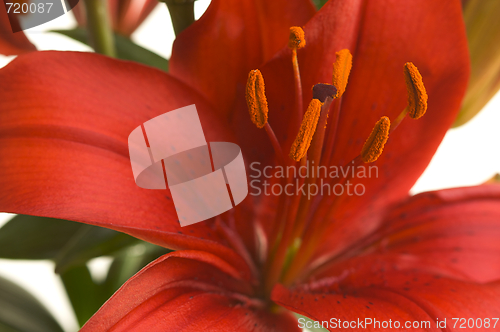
[112, 0, 158, 36]
[311, 185, 500, 283]
[0, 3, 36, 55]
[82, 252, 299, 332]
[0, 51, 254, 274]
[275, 251, 500, 330]
[368, 185, 500, 283]
[273, 283, 439, 332]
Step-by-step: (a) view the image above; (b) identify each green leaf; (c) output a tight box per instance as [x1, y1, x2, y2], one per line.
[161, 0, 195, 36]
[102, 243, 170, 296]
[0, 215, 81, 260]
[60, 265, 102, 327]
[60, 244, 169, 327]
[0, 275, 64, 332]
[0, 215, 139, 271]
[453, 0, 500, 127]
[0, 322, 21, 332]
[311, 0, 329, 10]
[52, 28, 169, 71]
[54, 225, 138, 274]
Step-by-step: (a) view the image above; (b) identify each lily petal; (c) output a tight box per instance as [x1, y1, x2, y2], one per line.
[364, 185, 500, 283]
[310, 185, 500, 285]
[0, 4, 36, 55]
[274, 273, 500, 332]
[0, 51, 250, 272]
[112, 0, 158, 37]
[273, 283, 438, 332]
[82, 251, 300, 332]
[312, 184, 500, 282]
[169, 0, 316, 119]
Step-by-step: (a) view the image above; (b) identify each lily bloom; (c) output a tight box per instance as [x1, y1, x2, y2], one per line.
[71, 0, 158, 37]
[1, 0, 500, 331]
[0, 0, 157, 56]
[0, 1, 35, 55]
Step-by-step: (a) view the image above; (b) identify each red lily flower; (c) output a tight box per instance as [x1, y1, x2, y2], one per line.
[0, 0, 157, 56]
[1, 0, 500, 331]
[71, 0, 158, 37]
[0, 1, 36, 55]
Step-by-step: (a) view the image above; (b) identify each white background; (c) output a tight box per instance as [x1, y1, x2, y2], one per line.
[0, 1, 499, 331]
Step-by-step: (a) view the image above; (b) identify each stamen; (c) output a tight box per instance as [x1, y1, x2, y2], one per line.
[288, 27, 306, 50]
[289, 26, 306, 123]
[245, 69, 285, 166]
[332, 49, 353, 98]
[361, 116, 390, 163]
[404, 62, 428, 119]
[245, 69, 268, 128]
[287, 96, 333, 255]
[289, 99, 322, 161]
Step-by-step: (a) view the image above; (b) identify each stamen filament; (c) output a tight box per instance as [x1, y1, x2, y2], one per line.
[390, 106, 409, 133]
[284, 117, 391, 283]
[321, 97, 342, 166]
[216, 217, 259, 281]
[272, 98, 333, 288]
[264, 123, 286, 167]
[292, 49, 304, 122]
[282, 155, 363, 285]
[290, 97, 333, 242]
[307, 96, 333, 170]
[264, 184, 302, 294]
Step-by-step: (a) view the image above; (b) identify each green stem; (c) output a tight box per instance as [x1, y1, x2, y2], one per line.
[162, 0, 195, 36]
[84, 0, 116, 57]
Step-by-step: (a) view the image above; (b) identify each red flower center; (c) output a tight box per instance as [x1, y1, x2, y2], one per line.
[244, 27, 428, 301]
